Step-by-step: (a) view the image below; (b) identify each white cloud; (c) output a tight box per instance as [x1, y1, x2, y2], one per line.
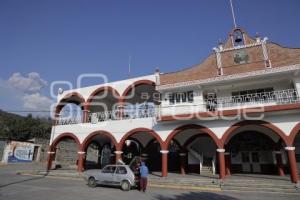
[8, 72, 48, 94]
[22, 93, 53, 111]
[1, 72, 54, 116]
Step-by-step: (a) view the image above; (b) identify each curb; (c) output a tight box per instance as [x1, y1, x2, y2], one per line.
[149, 183, 221, 192]
[19, 172, 221, 192]
[222, 189, 300, 195]
[18, 172, 299, 194]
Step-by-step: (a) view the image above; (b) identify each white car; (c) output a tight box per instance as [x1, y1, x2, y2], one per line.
[83, 165, 136, 191]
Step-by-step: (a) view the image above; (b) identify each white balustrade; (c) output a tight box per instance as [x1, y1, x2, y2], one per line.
[204, 89, 299, 111]
[57, 117, 82, 125]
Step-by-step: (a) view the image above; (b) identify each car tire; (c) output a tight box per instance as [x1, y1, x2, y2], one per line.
[121, 180, 130, 191]
[88, 177, 97, 188]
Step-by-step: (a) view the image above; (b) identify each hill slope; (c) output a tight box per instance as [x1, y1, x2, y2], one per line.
[0, 110, 51, 140]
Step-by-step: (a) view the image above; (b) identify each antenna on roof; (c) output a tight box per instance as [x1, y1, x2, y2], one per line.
[128, 55, 131, 78]
[229, 0, 237, 28]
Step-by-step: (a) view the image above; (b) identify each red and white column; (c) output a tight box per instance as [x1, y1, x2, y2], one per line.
[161, 150, 168, 177]
[46, 146, 56, 171]
[118, 98, 125, 120]
[77, 151, 86, 172]
[82, 102, 90, 123]
[217, 148, 226, 180]
[285, 146, 299, 183]
[114, 151, 123, 164]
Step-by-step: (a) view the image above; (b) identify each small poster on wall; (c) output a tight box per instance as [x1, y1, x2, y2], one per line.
[2, 141, 35, 163]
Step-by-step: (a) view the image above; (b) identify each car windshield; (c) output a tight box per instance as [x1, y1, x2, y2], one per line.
[102, 166, 116, 173]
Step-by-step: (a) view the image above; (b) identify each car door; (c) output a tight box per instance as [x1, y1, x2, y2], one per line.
[99, 166, 116, 185]
[114, 166, 128, 184]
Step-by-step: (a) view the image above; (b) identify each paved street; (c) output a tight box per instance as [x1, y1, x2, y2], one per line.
[0, 164, 299, 200]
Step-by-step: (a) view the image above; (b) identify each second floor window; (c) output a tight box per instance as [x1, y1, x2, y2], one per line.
[168, 91, 193, 105]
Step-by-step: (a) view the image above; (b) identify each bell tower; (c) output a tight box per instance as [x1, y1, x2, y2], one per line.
[213, 28, 271, 76]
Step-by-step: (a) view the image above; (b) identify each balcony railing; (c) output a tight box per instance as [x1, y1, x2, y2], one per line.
[204, 89, 299, 111]
[88, 107, 156, 123]
[56, 89, 300, 125]
[56, 117, 82, 125]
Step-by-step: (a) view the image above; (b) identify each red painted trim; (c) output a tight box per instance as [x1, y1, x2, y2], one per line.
[47, 132, 81, 171]
[221, 120, 289, 146]
[162, 153, 168, 177]
[81, 130, 119, 151]
[86, 86, 120, 108]
[119, 128, 164, 150]
[287, 150, 299, 183]
[165, 124, 222, 149]
[55, 92, 86, 115]
[121, 79, 155, 98]
[218, 151, 226, 180]
[51, 132, 81, 149]
[289, 123, 300, 145]
[159, 103, 300, 122]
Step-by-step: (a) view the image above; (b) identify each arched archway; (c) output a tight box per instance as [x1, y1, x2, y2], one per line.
[222, 120, 289, 145]
[165, 124, 221, 176]
[81, 131, 119, 170]
[119, 128, 164, 175]
[86, 86, 121, 122]
[166, 124, 222, 148]
[289, 122, 300, 145]
[222, 120, 288, 176]
[51, 132, 81, 148]
[55, 92, 86, 125]
[121, 80, 159, 120]
[87, 86, 120, 105]
[121, 80, 156, 98]
[47, 133, 81, 171]
[289, 123, 300, 182]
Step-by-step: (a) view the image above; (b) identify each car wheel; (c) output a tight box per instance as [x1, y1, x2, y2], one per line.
[88, 177, 97, 188]
[121, 180, 130, 191]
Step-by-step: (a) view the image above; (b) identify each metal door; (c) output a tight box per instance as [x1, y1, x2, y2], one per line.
[241, 152, 251, 172]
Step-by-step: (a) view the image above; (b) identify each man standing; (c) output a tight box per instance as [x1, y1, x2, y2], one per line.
[139, 162, 149, 192]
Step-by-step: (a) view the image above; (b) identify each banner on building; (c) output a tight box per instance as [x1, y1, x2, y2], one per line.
[3, 141, 35, 163]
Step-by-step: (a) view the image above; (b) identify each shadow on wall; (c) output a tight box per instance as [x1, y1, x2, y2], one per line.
[154, 192, 239, 200]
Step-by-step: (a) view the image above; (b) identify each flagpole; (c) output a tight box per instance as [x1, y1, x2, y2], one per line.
[230, 0, 237, 28]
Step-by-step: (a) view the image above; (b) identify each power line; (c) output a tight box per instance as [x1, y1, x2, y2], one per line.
[1, 110, 51, 113]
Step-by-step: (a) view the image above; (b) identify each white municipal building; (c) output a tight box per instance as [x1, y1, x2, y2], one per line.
[48, 27, 300, 184]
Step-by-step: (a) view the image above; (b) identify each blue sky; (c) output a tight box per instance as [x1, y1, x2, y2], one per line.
[0, 0, 300, 115]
